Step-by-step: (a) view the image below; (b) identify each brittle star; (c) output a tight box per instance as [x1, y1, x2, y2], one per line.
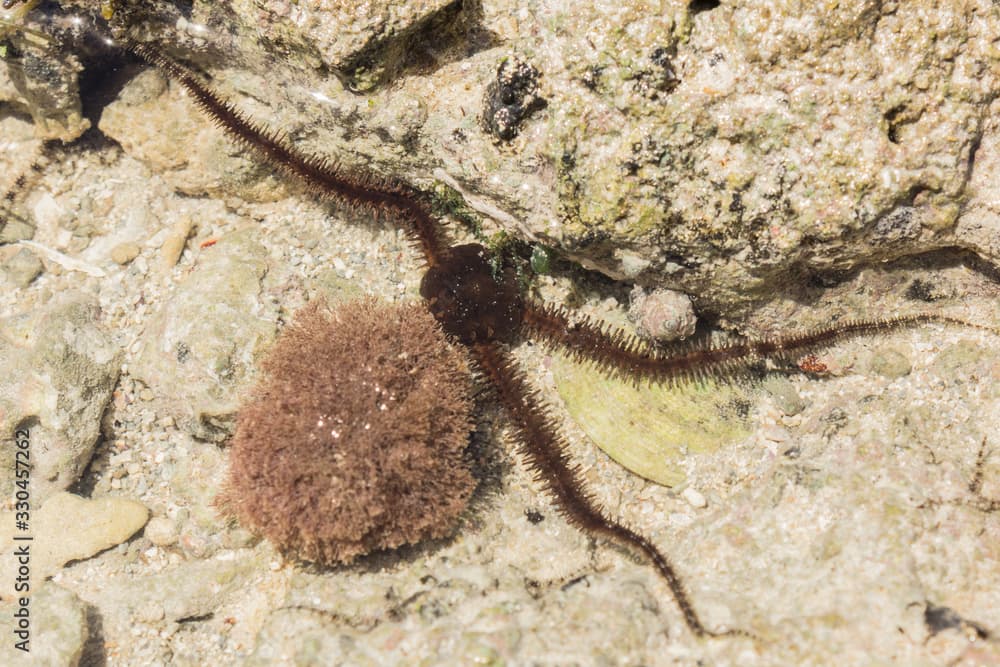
[117, 39, 1000, 641]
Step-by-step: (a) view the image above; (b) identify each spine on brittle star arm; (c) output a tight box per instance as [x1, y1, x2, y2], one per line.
[125, 40, 447, 265]
[522, 302, 998, 384]
[469, 340, 720, 637]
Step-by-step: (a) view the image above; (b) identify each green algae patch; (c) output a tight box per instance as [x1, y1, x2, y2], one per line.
[550, 352, 756, 487]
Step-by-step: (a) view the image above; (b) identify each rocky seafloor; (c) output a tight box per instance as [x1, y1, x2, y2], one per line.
[1, 1, 1000, 665]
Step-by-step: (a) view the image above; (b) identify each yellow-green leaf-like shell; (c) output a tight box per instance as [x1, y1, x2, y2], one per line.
[550, 352, 757, 487]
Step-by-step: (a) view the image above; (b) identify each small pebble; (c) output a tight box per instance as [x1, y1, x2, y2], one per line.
[763, 376, 807, 416]
[0, 218, 34, 243]
[111, 242, 141, 265]
[180, 532, 210, 558]
[136, 602, 165, 624]
[869, 345, 912, 378]
[145, 517, 178, 546]
[160, 217, 194, 269]
[681, 487, 708, 509]
[32, 192, 66, 233]
[3, 247, 43, 286]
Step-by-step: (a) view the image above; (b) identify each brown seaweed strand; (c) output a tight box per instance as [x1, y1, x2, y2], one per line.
[125, 40, 447, 267]
[522, 303, 997, 384]
[470, 340, 738, 638]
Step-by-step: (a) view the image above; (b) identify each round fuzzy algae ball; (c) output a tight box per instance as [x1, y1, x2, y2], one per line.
[219, 298, 476, 564]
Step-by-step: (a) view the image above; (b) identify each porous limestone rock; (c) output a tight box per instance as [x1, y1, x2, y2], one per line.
[0, 295, 122, 504]
[131, 228, 277, 441]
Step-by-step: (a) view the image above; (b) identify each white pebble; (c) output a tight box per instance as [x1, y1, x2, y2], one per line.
[145, 517, 178, 546]
[682, 487, 708, 509]
[32, 193, 66, 238]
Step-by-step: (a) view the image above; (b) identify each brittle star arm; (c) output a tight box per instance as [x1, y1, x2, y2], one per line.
[521, 301, 998, 383]
[0, 140, 53, 229]
[125, 40, 448, 267]
[970, 438, 1000, 513]
[470, 340, 747, 638]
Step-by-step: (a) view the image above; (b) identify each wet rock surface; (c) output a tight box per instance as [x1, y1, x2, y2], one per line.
[0, 295, 122, 504]
[0, 11, 90, 142]
[71, 0, 1000, 320]
[131, 229, 276, 441]
[0, 582, 88, 666]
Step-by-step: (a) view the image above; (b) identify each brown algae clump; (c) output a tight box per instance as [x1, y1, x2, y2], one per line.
[219, 298, 475, 564]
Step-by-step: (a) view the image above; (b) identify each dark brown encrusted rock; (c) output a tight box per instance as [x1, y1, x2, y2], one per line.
[218, 298, 475, 564]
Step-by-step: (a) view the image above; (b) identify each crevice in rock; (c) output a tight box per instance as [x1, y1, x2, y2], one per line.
[690, 0, 721, 15]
